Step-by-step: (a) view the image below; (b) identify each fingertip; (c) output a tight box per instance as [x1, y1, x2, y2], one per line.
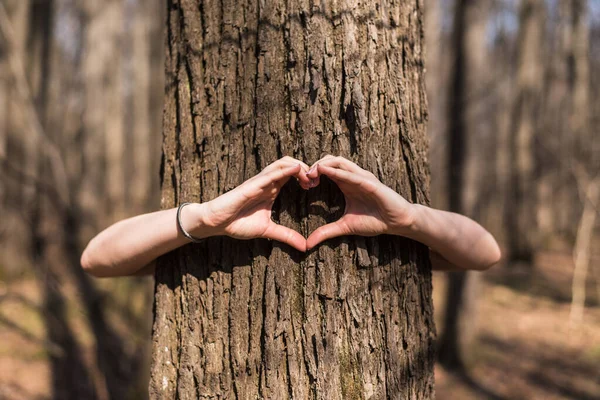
[299, 240, 308, 252]
[291, 234, 307, 252]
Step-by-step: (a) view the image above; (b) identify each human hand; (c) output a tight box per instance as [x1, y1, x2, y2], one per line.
[305, 156, 416, 250]
[197, 157, 311, 251]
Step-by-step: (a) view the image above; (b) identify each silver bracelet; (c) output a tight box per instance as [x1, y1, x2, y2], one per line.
[177, 202, 205, 243]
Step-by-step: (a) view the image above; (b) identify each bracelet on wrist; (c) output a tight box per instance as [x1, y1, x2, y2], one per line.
[177, 202, 205, 243]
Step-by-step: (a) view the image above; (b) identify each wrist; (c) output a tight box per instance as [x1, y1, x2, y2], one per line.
[391, 203, 424, 239]
[182, 202, 213, 240]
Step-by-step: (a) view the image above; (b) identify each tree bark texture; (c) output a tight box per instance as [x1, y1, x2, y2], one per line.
[151, 0, 435, 399]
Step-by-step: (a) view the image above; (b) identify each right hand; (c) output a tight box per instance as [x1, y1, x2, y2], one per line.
[197, 157, 311, 251]
[305, 155, 416, 250]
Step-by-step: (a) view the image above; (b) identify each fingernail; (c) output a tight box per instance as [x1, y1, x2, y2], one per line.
[307, 166, 316, 175]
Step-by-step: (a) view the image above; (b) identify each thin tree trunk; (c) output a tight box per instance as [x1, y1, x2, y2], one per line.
[0, 38, 7, 233]
[437, 0, 488, 373]
[125, 0, 163, 214]
[505, 0, 545, 263]
[17, 1, 102, 398]
[570, 178, 599, 324]
[569, 0, 590, 162]
[147, 0, 166, 212]
[150, 0, 436, 398]
[103, 2, 126, 222]
[425, 0, 445, 209]
[489, 29, 512, 241]
[568, 0, 593, 325]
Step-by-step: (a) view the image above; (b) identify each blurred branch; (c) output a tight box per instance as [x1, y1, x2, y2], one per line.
[534, 134, 600, 213]
[0, 314, 64, 357]
[0, 2, 70, 206]
[571, 163, 600, 210]
[1, 155, 98, 234]
[0, 156, 66, 214]
[0, 291, 42, 311]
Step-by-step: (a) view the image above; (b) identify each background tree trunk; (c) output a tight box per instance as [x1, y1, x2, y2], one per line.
[437, 0, 489, 373]
[150, 0, 436, 398]
[505, 0, 545, 263]
[425, 0, 445, 211]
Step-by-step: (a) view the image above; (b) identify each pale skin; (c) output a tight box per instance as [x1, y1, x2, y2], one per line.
[80, 156, 501, 277]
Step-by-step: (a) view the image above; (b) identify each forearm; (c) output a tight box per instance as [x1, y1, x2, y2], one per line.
[81, 203, 206, 277]
[400, 204, 501, 271]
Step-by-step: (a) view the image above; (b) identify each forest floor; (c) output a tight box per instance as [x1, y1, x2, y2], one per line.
[435, 250, 600, 400]
[0, 250, 599, 399]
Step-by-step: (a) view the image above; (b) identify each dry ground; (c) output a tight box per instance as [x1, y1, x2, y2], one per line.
[435, 251, 600, 400]
[0, 251, 599, 399]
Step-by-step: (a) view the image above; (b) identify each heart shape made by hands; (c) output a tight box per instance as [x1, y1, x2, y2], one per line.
[206, 156, 415, 253]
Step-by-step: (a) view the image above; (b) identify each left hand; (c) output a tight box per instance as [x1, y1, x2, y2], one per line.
[198, 157, 311, 251]
[305, 156, 416, 250]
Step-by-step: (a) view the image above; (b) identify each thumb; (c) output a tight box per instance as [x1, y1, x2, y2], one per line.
[262, 222, 307, 252]
[306, 219, 349, 250]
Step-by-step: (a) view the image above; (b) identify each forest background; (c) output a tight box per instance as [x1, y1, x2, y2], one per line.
[0, 0, 599, 399]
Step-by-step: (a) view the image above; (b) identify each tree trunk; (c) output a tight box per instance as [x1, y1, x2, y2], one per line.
[425, 0, 447, 211]
[567, 0, 590, 165]
[437, 0, 489, 373]
[505, 0, 545, 263]
[570, 177, 599, 324]
[150, 0, 435, 399]
[0, 7, 8, 247]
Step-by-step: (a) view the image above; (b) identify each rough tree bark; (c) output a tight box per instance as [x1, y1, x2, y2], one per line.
[150, 0, 435, 398]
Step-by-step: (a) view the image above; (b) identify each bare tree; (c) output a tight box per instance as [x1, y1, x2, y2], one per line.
[437, 0, 490, 373]
[565, 0, 595, 325]
[570, 167, 599, 324]
[505, 0, 546, 264]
